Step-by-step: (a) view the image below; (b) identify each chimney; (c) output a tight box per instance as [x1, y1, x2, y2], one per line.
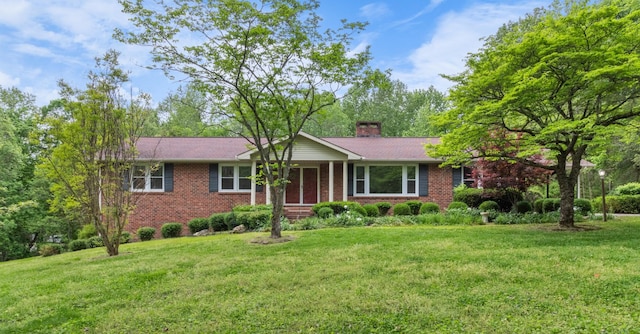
[356, 121, 381, 137]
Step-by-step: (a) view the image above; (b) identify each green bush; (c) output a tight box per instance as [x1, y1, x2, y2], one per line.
[77, 224, 97, 239]
[404, 200, 423, 215]
[543, 198, 561, 213]
[187, 217, 210, 234]
[88, 236, 104, 248]
[363, 204, 379, 217]
[453, 185, 484, 208]
[419, 202, 440, 214]
[482, 188, 523, 212]
[594, 195, 640, 214]
[375, 202, 392, 216]
[161, 223, 183, 238]
[393, 203, 412, 216]
[312, 201, 365, 216]
[209, 213, 228, 231]
[533, 199, 544, 213]
[324, 211, 366, 227]
[574, 198, 592, 215]
[120, 232, 132, 244]
[137, 227, 156, 241]
[295, 217, 324, 230]
[68, 239, 88, 252]
[224, 212, 240, 230]
[447, 201, 468, 210]
[478, 200, 499, 212]
[494, 212, 559, 224]
[235, 211, 271, 230]
[612, 182, 640, 195]
[232, 204, 272, 212]
[515, 201, 532, 214]
[317, 207, 334, 219]
[39, 244, 63, 257]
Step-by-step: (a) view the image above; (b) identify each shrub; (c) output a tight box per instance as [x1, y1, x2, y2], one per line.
[68, 239, 88, 252]
[77, 224, 97, 239]
[317, 207, 334, 219]
[444, 208, 481, 225]
[161, 223, 183, 238]
[454, 185, 483, 208]
[515, 201, 532, 214]
[478, 200, 499, 212]
[225, 212, 240, 230]
[494, 212, 559, 224]
[295, 217, 324, 230]
[481, 188, 523, 212]
[187, 217, 210, 234]
[447, 201, 468, 210]
[595, 195, 640, 214]
[209, 213, 228, 231]
[137, 227, 156, 241]
[39, 244, 63, 257]
[120, 232, 132, 244]
[419, 202, 440, 214]
[574, 198, 592, 215]
[612, 182, 640, 195]
[88, 236, 104, 248]
[324, 211, 366, 227]
[363, 204, 379, 217]
[393, 203, 412, 216]
[404, 200, 423, 215]
[533, 199, 544, 213]
[232, 204, 272, 212]
[235, 210, 271, 230]
[312, 201, 365, 216]
[542, 198, 560, 213]
[375, 202, 392, 216]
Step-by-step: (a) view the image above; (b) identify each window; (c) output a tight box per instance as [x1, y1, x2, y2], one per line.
[354, 164, 418, 196]
[220, 165, 252, 192]
[131, 164, 164, 191]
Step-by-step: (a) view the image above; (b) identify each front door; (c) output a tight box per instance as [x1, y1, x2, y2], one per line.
[285, 167, 318, 205]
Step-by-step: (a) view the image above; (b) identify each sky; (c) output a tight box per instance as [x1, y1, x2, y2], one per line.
[0, 0, 548, 106]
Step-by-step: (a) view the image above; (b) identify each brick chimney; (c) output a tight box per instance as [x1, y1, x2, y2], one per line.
[356, 121, 381, 137]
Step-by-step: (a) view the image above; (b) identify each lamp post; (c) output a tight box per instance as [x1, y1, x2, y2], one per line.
[599, 170, 607, 222]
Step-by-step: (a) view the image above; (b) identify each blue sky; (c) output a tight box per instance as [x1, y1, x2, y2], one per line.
[0, 0, 547, 106]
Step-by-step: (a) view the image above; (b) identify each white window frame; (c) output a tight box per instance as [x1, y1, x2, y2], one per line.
[219, 164, 252, 192]
[131, 164, 164, 192]
[354, 164, 419, 197]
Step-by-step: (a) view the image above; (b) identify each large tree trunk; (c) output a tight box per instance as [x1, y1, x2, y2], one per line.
[557, 174, 576, 228]
[270, 184, 285, 239]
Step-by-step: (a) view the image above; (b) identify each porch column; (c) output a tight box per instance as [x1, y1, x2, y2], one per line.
[343, 160, 348, 201]
[266, 179, 271, 204]
[328, 161, 334, 202]
[251, 160, 257, 205]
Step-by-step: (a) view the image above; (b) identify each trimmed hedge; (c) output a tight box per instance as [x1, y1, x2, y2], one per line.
[404, 200, 423, 215]
[478, 200, 499, 212]
[209, 213, 227, 231]
[137, 227, 156, 241]
[375, 202, 392, 216]
[312, 201, 366, 216]
[447, 201, 468, 210]
[454, 186, 483, 208]
[612, 182, 640, 195]
[317, 207, 334, 219]
[574, 198, 592, 215]
[593, 195, 640, 214]
[363, 204, 380, 217]
[515, 201, 532, 214]
[188, 217, 210, 234]
[235, 210, 271, 230]
[161, 223, 183, 239]
[69, 239, 88, 252]
[393, 203, 412, 216]
[419, 202, 440, 214]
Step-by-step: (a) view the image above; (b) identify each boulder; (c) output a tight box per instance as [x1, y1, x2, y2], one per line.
[232, 224, 247, 234]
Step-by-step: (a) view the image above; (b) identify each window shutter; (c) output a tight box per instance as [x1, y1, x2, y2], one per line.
[209, 163, 218, 192]
[164, 163, 174, 192]
[419, 164, 429, 196]
[347, 163, 354, 196]
[452, 167, 462, 188]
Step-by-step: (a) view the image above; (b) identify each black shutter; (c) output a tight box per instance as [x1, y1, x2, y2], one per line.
[209, 163, 218, 192]
[419, 164, 429, 196]
[164, 163, 174, 192]
[452, 167, 462, 188]
[347, 163, 354, 196]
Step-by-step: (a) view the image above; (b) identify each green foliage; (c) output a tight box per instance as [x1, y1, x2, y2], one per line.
[447, 201, 468, 210]
[68, 239, 88, 252]
[161, 223, 183, 239]
[533, 199, 544, 213]
[419, 202, 440, 214]
[232, 204, 272, 212]
[187, 218, 210, 234]
[88, 236, 104, 248]
[515, 201, 533, 214]
[478, 200, 500, 212]
[611, 182, 640, 195]
[293, 217, 324, 230]
[317, 207, 334, 219]
[77, 224, 97, 239]
[494, 212, 560, 225]
[312, 201, 366, 216]
[209, 213, 228, 232]
[374, 202, 392, 216]
[362, 204, 379, 217]
[224, 212, 239, 230]
[324, 211, 366, 228]
[392, 203, 412, 216]
[574, 199, 592, 215]
[39, 243, 63, 257]
[235, 211, 272, 230]
[453, 185, 483, 208]
[404, 200, 423, 215]
[137, 227, 156, 241]
[594, 195, 640, 214]
[120, 232, 131, 244]
[542, 199, 561, 213]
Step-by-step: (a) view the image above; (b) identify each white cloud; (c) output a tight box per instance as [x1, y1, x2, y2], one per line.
[394, 1, 545, 93]
[0, 71, 20, 87]
[360, 3, 390, 20]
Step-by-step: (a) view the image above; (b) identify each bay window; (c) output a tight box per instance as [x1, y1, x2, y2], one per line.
[354, 164, 418, 196]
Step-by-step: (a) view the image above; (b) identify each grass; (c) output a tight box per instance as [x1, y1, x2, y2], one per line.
[1, 219, 640, 333]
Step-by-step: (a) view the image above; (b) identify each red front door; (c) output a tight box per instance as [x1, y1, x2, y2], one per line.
[286, 167, 318, 204]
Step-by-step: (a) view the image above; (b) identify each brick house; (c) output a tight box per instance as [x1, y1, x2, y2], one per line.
[127, 122, 462, 234]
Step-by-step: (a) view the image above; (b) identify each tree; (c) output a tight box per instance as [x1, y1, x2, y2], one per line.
[117, 0, 371, 238]
[402, 86, 449, 137]
[40, 50, 151, 256]
[429, 1, 640, 227]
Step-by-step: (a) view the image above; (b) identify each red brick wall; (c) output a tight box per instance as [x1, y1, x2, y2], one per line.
[128, 163, 265, 237]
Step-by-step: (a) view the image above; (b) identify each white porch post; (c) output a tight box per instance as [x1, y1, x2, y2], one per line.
[251, 160, 257, 205]
[343, 160, 348, 201]
[577, 173, 581, 199]
[266, 178, 271, 205]
[328, 161, 334, 202]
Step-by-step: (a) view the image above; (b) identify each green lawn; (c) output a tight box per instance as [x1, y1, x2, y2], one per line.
[1, 220, 640, 333]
